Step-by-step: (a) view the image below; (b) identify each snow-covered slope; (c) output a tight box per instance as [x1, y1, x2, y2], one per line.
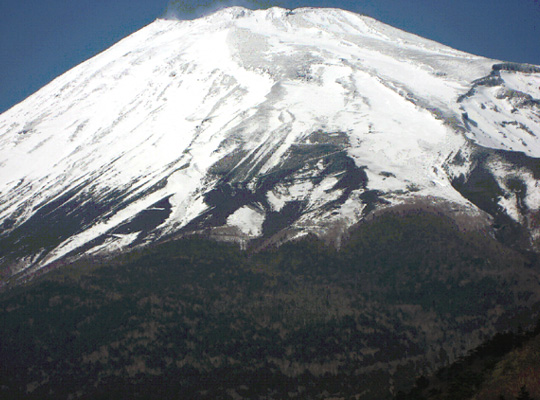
[1, 7, 540, 280]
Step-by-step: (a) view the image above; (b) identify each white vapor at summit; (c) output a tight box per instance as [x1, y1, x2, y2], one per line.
[1, 7, 540, 280]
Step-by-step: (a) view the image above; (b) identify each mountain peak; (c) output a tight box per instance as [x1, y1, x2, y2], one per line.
[1, 5, 539, 282]
[165, 5, 355, 26]
[164, 3, 263, 21]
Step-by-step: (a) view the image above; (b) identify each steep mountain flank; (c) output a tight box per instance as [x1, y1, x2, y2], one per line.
[1, 7, 539, 281]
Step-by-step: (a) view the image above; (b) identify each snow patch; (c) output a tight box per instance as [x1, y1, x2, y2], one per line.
[267, 189, 287, 212]
[227, 206, 265, 237]
[86, 232, 141, 256]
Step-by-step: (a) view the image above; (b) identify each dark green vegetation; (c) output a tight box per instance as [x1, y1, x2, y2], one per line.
[1, 211, 540, 399]
[398, 322, 540, 400]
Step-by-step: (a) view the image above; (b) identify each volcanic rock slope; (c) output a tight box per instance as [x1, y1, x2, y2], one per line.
[1, 6, 540, 280]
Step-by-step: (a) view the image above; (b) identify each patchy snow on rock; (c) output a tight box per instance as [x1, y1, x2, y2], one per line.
[227, 206, 265, 237]
[522, 173, 540, 211]
[85, 232, 141, 256]
[307, 176, 342, 210]
[1, 6, 540, 277]
[460, 71, 540, 157]
[267, 189, 287, 212]
[500, 71, 540, 99]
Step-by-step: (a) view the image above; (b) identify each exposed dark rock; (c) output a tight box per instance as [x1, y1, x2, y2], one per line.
[492, 63, 540, 74]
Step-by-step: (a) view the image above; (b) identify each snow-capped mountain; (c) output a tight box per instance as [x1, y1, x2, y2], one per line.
[1, 6, 540, 281]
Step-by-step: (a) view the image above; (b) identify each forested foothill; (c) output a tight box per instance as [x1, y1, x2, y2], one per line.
[1, 210, 540, 399]
[398, 321, 540, 400]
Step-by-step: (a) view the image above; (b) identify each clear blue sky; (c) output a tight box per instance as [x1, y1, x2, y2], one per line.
[1, 0, 539, 114]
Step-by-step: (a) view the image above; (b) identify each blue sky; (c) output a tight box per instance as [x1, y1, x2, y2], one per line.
[1, 0, 539, 113]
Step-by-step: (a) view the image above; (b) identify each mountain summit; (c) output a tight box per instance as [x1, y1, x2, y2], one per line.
[1, 7, 540, 281]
